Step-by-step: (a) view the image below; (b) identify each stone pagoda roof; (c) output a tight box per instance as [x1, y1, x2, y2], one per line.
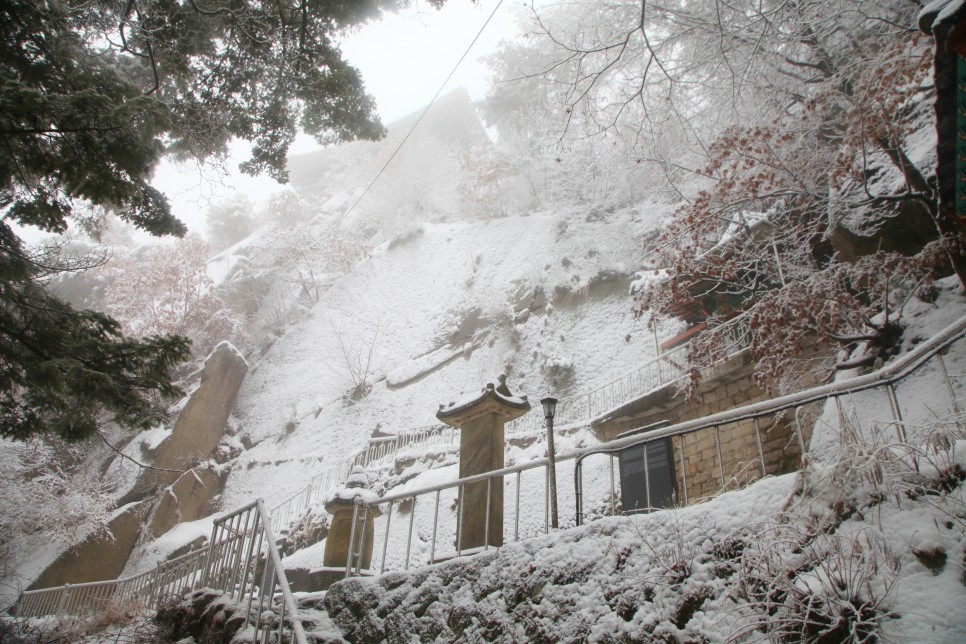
[436, 375, 531, 426]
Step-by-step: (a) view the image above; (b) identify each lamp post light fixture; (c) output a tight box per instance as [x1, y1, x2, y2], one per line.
[541, 397, 559, 529]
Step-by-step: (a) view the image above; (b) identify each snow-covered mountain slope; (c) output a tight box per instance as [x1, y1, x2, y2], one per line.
[216, 205, 668, 515]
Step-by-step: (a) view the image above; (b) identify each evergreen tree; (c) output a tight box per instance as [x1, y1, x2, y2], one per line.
[206, 195, 256, 252]
[0, 0, 436, 440]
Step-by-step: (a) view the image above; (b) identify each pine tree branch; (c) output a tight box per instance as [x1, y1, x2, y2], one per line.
[96, 430, 185, 475]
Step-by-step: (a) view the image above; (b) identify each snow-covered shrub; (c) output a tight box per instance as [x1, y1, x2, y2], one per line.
[2, 605, 158, 644]
[328, 317, 382, 405]
[386, 223, 425, 251]
[98, 233, 248, 364]
[0, 437, 116, 581]
[736, 521, 900, 643]
[540, 354, 575, 389]
[279, 510, 329, 558]
[730, 407, 965, 642]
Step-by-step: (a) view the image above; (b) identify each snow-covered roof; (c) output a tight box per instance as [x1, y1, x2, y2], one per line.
[919, 0, 966, 33]
[436, 375, 531, 425]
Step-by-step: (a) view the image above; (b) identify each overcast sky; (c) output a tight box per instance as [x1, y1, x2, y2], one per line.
[153, 0, 524, 234]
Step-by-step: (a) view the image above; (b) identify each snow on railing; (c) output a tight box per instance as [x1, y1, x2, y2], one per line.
[348, 424, 455, 470]
[272, 316, 748, 536]
[267, 424, 456, 534]
[12, 312, 752, 622]
[205, 499, 309, 644]
[269, 463, 350, 535]
[16, 544, 209, 619]
[506, 313, 754, 435]
[17, 501, 309, 644]
[345, 312, 966, 578]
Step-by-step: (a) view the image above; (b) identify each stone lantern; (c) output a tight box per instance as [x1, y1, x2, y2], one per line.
[322, 466, 380, 572]
[436, 375, 530, 550]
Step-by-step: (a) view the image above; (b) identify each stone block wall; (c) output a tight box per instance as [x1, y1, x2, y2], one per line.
[593, 350, 810, 507]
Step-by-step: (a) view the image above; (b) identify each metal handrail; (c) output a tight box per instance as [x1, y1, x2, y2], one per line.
[579, 311, 966, 457]
[571, 311, 966, 521]
[16, 544, 210, 618]
[267, 424, 455, 534]
[346, 312, 966, 576]
[23, 311, 963, 625]
[257, 499, 309, 644]
[16, 501, 309, 644]
[198, 499, 309, 643]
[505, 313, 753, 434]
[268, 315, 747, 537]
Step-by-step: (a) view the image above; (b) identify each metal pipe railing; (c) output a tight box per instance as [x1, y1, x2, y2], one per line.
[349, 452, 566, 575]
[270, 316, 746, 539]
[506, 313, 753, 435]
[572, 312, 966, 523]
[17, 500, 309, 644]
[269, 424, 455, 535]
[347, 313, 966, 577]
[16, 542, 210, 619]
[255, 499, 309, 644]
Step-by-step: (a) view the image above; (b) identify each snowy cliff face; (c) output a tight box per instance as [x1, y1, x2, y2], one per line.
[218, 203, 670, 513]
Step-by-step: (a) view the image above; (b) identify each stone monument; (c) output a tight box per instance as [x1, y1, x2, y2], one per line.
[436, 375, 530, 550]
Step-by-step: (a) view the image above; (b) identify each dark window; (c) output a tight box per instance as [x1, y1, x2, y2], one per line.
[618, 438, 676, 513]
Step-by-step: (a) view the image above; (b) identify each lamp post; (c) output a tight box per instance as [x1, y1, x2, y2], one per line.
[541, 397, 559, 529]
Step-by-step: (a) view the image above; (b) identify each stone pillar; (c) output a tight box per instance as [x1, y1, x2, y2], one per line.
[437, 375, 530, 550]
[323, 467, 379, 571]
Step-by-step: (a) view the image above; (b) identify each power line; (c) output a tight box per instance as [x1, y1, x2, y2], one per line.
[337, 0, 506, 225]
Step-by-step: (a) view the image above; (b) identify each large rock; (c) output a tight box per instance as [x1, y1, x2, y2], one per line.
[149, 465, 226, 538]
[27, 500, 151, 590]
[150, 342, 248, 488]
[26, 344, 248, 593]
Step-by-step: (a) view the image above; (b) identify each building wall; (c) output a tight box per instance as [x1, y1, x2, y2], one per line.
[592, 350, 811, 507]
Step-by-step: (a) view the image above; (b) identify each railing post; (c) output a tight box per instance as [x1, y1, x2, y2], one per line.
[793, 407, 808, 462]
[484, 477, 492, 549]
[405, 496, 416, 571]
[355, 506, 370, 575]
[201, 523, 219, 588]
[149, 565, 162, 609]
[344, 500, 360, 579]
[56, 584, 70, 617]
[753, 417, 766, 478]
[936, 351, 961, 415]
[609, 455, 616, 515]
[886, 383, 907, 442]
[430, 489, 440, 564]
[456, 484, 465, 556]
[714, 426, 725, 490]
[380, 502, 392, 574]
[678, 434, 689, 506]
[574, 457, 584, 527]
